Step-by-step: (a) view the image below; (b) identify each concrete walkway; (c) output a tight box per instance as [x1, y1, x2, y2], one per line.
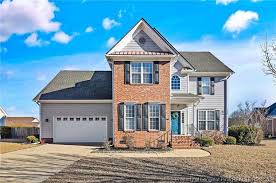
[0, 144, 209, 183]
[90, 149, 210, 158]
[0, 144, 92, 183]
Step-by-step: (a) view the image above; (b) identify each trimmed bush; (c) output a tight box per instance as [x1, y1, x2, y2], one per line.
[202, 131, 225, 144]
[26, 135, 38, 143]
[228, 125, 263, 145]
[194, 136, 214, 147]
[0, 126, 12, 138]
[224, 136, 236, 145]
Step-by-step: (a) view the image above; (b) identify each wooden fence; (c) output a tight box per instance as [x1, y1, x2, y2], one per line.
[11, 127, 39, 139]
[0, 127, 40, 139]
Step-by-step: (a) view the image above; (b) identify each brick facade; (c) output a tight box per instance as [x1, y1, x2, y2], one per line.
[113, 61, 171, 148]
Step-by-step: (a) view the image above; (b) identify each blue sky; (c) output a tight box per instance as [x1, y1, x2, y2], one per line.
[0, 0, 276, 117]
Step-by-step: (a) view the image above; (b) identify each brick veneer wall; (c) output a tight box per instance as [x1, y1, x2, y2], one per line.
[113, 61, 171, 148]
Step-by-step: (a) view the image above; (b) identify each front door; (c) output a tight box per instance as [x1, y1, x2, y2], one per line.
[171, 111, 181, 135]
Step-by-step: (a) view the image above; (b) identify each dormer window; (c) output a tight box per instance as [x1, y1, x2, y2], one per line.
[171, 75, 180, 90]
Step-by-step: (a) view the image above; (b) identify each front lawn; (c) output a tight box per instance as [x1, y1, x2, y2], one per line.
[0, 142, 39, 154]
[44, 140, 276, 183]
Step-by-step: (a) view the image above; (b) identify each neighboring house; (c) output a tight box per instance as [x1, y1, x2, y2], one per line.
[0, 107, 7, 126]
[34, 19, 233, 148]
[5, 117, 40, 128]
[266, 102, 276, 137]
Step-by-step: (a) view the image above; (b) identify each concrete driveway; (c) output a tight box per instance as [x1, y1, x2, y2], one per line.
[0, 144, 209, 183]
[0, 144, 93, 183]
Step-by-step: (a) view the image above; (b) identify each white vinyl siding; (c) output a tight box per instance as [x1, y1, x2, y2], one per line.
[122, 30, 162, 52]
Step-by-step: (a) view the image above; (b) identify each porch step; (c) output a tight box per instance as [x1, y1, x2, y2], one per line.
[171, 136, 200, 149]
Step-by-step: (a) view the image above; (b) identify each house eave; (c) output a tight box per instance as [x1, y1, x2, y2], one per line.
[36, 100, 113, 104]
[105, 54, 176, 61]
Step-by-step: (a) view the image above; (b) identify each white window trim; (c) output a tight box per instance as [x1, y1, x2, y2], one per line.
[201, 77, 211, 95]
[171, 75, 181, 91]
[148, 104, 161, 131]
[124, 104, 136, 131]
[197, 109, 216, 131]
[130, 62, 153, 84]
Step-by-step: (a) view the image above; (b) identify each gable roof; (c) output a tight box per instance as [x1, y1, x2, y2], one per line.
[0, 107, 7, 118]
[179, 52, 234, 73]
[33, 71, 112, 101]
[267, 102, 276, 118]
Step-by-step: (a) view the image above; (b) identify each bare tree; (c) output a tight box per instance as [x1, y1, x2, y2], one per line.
[261, 38, 276, 80]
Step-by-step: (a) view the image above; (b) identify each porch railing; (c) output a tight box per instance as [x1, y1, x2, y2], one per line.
[150, 130, 171, 148]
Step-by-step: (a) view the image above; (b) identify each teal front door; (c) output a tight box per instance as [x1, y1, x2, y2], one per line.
[171, 111, 181, 135]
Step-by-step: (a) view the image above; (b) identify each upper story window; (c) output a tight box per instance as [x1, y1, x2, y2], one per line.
[171, 75, 180, 90]
[198, 77, 215, 95]
[130, 62, 153, 84]
[202, 77, 211, 94]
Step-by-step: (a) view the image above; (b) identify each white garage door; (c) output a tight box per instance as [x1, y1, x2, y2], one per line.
[53, 116, 107, 143]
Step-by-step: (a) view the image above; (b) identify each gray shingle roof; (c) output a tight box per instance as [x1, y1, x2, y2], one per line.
[179, 52, 234, 73]
[34, 71, 112, 101]
[267, 102, 276, 117]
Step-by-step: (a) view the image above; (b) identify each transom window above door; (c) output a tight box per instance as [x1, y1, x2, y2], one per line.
[171, 75, 180, 90]
[130, 62, 153, 84]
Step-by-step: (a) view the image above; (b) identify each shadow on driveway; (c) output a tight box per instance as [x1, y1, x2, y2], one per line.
[44, 157, 246, 183]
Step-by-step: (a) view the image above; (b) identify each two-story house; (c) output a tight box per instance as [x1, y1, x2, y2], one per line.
[34, 19, 233, 148]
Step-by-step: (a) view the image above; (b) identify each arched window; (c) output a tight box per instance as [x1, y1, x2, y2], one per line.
[171, 75, 180, 90]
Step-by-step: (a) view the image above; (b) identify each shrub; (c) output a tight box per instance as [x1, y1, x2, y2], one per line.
[26, 136, 38, 143]
[224, 136, 236, 145]
[202, 131, 225, 144]
[0, 126, 12, 138]
[122, 135, 135, 150]
[194, 136, 214, 147]
[228, 125, 263, 145]
[103, 140, 111, 150]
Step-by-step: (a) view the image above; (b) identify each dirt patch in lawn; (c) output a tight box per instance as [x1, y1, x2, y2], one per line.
[0, 142, 39, 154]
[44, 140, 276, 183]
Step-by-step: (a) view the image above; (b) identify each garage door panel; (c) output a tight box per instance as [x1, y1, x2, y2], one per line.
[53, 117, 107, 143]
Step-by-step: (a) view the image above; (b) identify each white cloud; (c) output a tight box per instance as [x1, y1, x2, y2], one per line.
[51, 31, 76, 44]
[118, 9, 126, 18]
[36, 72, 47, 81]
[216, 0, 238, 5]
[251, 0, 262, 2]
[102, 17, 120, 30]
[0, 0, 60, 42]
[106, 37, 116, 47]
[85, 26, 94, 33]
[24, 33, 49, 47]
[223, 10, 259, 34]
[0, 69, 14, 79]
[0, 47, 8, 53]
[174, 37, 276, 112]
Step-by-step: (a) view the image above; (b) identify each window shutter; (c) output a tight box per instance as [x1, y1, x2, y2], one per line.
[118, 103, 124, 131]
[197, 77, 202, 95]
[215, 110, 220, 130]
[124, 62, 130, 84]
[160, 104, 166, 131]
[142, 103, 148, 131]
[136, 104, 142, 131]
[211, 77, 215, 95]
[153, 61, 159, 84]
